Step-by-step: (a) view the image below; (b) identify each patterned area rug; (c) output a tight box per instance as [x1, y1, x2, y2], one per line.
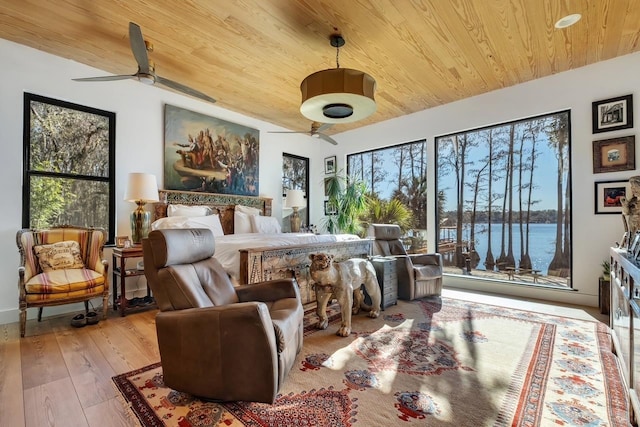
[112, 297, 629, 426]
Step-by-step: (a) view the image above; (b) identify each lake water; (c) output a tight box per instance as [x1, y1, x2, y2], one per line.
[440, 223, 561, 275]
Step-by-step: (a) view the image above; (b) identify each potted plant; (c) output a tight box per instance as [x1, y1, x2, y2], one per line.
[322, 171, 369, 235]
[602, 260, 611, 281]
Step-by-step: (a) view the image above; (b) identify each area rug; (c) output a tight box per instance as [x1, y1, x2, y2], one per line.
[112, 297, 629, 426]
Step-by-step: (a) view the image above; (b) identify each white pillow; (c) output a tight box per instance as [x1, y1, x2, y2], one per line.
[167, 204, 212, 217]
[235, 204, 261, 216]
[250, 215, 281, 234]
[234, 211, 254, 234]
[152, 214, 225, 236]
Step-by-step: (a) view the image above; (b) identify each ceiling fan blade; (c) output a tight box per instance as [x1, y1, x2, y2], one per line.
[317, 133, 338, 145]
[129, 22, 150, 74]
[268, 131, 309, 134]
[156, 75, 216, 103]
[315, 122, 333, 133]
[72, 74, 137, 82]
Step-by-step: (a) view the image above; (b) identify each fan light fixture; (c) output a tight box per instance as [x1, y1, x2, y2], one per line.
[300, 34, 376, 124]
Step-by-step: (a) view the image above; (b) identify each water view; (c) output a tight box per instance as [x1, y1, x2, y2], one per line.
[440, 223, 557, 275]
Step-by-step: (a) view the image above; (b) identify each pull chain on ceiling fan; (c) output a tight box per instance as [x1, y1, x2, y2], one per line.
[72, 22, 216, 104]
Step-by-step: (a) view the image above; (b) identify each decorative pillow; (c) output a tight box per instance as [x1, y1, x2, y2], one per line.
[234, 211, 254, 234]
[167, 204, 212, 217]
[34, 241, 85, 272]
[250, 215, 282, 234]
[235, 204, 261, 216]
[152, 214, 225, 236]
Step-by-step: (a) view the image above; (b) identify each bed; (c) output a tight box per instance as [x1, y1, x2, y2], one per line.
[152, 189, 372, 304]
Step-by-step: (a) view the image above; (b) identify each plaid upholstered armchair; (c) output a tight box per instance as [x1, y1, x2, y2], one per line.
[16, 226, 110, 337]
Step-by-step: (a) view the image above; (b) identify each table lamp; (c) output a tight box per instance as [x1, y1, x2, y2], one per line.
[285, 189, 306, 232]
[124, 173, 159, 244]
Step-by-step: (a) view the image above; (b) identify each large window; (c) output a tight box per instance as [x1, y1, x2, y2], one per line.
[348, 140, 427, 251]
[436, 110, 571, 287]
[23, 93, 116, 243]
[282, 153, 309, 232]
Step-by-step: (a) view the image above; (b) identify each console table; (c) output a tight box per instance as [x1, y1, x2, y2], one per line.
[610, 247, 640, 423]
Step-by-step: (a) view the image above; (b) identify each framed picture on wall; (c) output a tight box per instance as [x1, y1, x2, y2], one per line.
[592, 136, 635, 173]
[594, 179, 630, 214]
[592, 94, 634, 134]
[324, 200, 337, 215]
[324, 156, 336, 174]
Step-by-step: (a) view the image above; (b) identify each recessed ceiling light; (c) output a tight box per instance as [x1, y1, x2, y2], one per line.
[555, 14, 582, 29]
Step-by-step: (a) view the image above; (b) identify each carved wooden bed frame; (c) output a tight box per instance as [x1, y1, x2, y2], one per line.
[152, 189, 372, 304]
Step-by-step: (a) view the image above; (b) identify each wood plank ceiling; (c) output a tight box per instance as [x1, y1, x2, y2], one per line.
[0, 0, 639, 134]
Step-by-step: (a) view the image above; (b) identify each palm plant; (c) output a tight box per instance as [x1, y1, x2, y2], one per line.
[360, 196, 413, 234]
[322, 171, 370, 235]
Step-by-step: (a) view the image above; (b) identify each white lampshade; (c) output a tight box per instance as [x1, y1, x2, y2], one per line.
[124, 173, 159, 203]
[285, 189, 306, 208]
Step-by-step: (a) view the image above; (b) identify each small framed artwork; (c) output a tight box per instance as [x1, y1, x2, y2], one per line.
[592, 94, 633, 134]
[123, 239, 132, 249]
[324, 156, 336, 174]
[592, 136, 635, 173]
[594, 179, 630, 214]
[324, 200, 337, 215]
[115, 236, 129, 248]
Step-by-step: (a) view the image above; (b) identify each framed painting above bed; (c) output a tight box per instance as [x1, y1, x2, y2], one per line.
[163, 104, 260, 196]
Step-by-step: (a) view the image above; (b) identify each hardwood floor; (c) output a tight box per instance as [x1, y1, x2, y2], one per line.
[0, 290, 608, 427]
[1, 307, 159, 427]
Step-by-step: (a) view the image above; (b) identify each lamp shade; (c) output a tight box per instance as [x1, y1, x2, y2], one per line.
[124, 173, 159, 203]
[285, 189, 306, 208]
[300, 68, 376, 124]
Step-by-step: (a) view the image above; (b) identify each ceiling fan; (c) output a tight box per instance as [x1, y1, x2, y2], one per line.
[73, 22, 216, 104]
[269, 122, 338, 145]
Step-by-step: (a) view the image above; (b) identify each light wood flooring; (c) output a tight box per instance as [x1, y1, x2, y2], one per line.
[0, 290, 608, 427]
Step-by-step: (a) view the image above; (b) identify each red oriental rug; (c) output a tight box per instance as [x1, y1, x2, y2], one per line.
[112, 297, 629, 426]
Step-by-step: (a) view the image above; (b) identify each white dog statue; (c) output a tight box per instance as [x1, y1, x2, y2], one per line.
[309, 253, 381, 337]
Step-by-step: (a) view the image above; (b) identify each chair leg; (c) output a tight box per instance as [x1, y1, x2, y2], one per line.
[102, 293, 109, 320]
[37, 307, 43, 322]
[20, 308, 26, 338]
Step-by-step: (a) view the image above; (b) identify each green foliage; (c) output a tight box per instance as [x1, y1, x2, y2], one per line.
[602, 259, 610, 278]
[322, 171, 370, 236]
[29, 163, 75, 228]
[360, 196, 413, 234]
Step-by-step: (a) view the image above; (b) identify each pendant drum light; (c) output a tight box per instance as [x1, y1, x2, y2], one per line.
[300, 34, 376, 124]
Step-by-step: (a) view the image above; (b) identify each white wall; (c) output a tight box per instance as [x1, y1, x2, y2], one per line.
[310, 51, 640, 307]
[1, 37, 638, 326]
[0, 38, 328, 325]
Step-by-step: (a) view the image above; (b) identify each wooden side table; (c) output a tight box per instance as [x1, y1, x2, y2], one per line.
[112, 245, 151, 316]
[369, 257, 398, 310]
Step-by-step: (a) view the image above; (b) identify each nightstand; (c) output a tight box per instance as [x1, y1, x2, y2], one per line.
[112, 245, 153, 316]
[369, 256, 398, 309]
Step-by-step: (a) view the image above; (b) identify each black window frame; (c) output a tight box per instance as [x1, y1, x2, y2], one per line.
[22, 93, 116, 244]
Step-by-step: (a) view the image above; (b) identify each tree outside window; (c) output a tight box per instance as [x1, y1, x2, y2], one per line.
[23, 93, 115, 243]
[436, 110, 571, 288]
[348, 140, 427, 251]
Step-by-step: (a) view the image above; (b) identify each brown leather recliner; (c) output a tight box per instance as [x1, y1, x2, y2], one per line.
[369, 224, 443, 300]
[143, 228, 304, 403]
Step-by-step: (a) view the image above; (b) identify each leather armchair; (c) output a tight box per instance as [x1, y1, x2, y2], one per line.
[369, 224, 443, 300]
[143, 228, 303, 403]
